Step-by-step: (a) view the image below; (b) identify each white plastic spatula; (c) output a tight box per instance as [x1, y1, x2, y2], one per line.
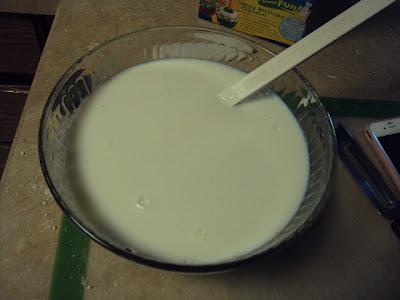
[219, 0, 396, 106]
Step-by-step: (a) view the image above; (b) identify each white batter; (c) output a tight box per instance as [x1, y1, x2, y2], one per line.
[70, 58, 309, 265]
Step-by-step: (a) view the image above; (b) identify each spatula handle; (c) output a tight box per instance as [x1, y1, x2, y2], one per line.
[219, 0, 397, 106]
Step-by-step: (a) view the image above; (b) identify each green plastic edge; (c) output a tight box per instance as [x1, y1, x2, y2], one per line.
[320, 97, 400, 118]
[48, 215, 90, 300]
[47, 97, 400, 300]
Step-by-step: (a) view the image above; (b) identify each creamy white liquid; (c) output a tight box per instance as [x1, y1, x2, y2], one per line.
[70, 59, 309, 265]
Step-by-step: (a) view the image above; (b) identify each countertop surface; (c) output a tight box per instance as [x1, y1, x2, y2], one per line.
[0, 0, 399, 298]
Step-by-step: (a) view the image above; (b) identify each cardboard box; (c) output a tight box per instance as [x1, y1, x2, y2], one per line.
[199, 0, 315, 45]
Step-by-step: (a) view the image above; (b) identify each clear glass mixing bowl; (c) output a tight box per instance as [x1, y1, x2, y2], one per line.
[39, 27, 336, 272]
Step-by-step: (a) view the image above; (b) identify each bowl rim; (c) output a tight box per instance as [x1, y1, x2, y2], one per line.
[38, 25, 336, 273]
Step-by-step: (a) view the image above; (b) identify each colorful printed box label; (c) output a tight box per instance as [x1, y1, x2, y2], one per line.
[199, 0, 315, 45]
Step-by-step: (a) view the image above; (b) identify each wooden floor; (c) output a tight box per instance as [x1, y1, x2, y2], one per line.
[0, 92, 27, 175]
[0, 13, 47, 178]
[0, 14, 41, 74]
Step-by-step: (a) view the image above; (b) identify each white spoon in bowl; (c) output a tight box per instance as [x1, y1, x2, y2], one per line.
[219, 0, 397, 107]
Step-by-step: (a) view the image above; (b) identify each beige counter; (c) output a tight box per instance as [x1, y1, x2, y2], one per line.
[0, 0, 399, 298]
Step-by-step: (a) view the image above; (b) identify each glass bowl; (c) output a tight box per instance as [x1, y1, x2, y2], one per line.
[39, 26, 336, 273]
